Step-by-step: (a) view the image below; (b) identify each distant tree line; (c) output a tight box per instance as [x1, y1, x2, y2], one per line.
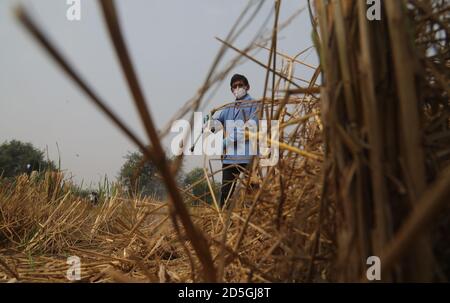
[0, 140, 220, 205]
[0, 140, 56, 178]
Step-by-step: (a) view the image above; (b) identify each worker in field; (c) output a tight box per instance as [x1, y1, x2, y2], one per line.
[215, 74, 260, 208]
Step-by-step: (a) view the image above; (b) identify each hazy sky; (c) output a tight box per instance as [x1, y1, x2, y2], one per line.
[0, 0, 317, 187]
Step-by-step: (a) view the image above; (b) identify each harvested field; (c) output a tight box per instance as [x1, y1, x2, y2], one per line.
[1, 0, 449, 283]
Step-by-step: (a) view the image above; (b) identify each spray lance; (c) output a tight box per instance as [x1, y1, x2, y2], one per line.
[189, 109, 217, 153]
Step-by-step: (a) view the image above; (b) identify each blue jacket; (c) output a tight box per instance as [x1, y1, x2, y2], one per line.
[216, 94, 260, 164]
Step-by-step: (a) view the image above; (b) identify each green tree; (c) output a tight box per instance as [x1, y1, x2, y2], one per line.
[183, 168, 220, 206]
[118, 151, 167, 199]
[0, 140, 56, 178]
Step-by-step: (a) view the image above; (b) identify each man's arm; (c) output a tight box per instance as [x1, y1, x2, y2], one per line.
[216, 110, 229, 157]
[217, 109, 225, 126]
[243, 104, 260, 140]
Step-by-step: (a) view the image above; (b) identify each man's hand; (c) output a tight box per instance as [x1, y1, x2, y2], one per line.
[203, 114, 210, 124]
[222, 130, 227, 156]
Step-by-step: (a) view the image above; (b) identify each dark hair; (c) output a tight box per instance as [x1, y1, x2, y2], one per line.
[230, 74, 249, 87]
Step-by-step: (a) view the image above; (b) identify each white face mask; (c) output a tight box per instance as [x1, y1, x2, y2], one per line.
[233, 87, 247, 100]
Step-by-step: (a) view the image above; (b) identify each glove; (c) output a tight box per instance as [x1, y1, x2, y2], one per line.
[203, 114, 210, 124]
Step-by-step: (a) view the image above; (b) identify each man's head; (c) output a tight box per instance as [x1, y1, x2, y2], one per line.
[230, 74, 250, 100]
